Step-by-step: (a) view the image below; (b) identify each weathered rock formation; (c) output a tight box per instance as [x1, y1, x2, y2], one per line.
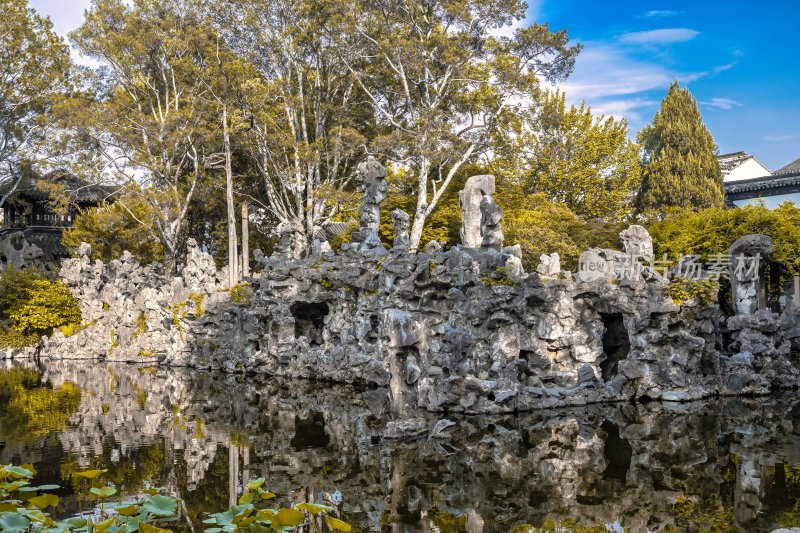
[346, 156, 388, 254]
[4, 166, 798, 417]
[459, 174, 495, 248]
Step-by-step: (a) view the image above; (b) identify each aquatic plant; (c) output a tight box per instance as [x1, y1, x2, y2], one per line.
[0, 464, 352, 533]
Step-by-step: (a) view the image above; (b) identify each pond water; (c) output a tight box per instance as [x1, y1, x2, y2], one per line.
[1, 358, 799, 533]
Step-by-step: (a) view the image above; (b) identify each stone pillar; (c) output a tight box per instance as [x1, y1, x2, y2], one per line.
[350, 156, 388, 251]
[458, 175, 495, 248]
[729, 234, 772, 315]
[391, 209, 410, 251]
[794, 276, 800, 309]
[759, 278, 768, 311]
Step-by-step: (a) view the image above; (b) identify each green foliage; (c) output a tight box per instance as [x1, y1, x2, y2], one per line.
[188, 293, 205, 316]
[0, 368, 81, 442]
[9, 279, 82, 335]
[62, 194, 165, 265]
[0, 268, 82, 347]
[668, 277, 720, 307]
[428, 508, 466, 532]
[132, 313, 148, 340]
[501, 194, 625, 271]
[228, 283, 252, 306]
[2, 461, 352, 533]
[493, 90, 641, 221]
[0, 464, 180, 532]
[637, 81, 723, 213]
[322, 0, 581, 249]
[0, 0, 70, 184]
[668, 495, 738, 533]
[482, 267, 515, 286]
[379, 166, 464, 250]
[649, 202, 800, 275]
[512, 518, 618, 532]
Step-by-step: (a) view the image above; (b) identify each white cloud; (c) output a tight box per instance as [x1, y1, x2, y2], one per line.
[764, 134, 797, 142]
[558, 43, 706, 100]
[644, 10, 679, 18]
[701, 98, 742, 110]
[713, 62, 737, 73]
[618, 28, 700, 45]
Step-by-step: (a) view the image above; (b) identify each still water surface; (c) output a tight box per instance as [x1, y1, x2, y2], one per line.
[1, 358, 799, 532]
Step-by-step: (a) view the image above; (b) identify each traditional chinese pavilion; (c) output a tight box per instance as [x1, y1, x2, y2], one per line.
[1, 172, 110, 236]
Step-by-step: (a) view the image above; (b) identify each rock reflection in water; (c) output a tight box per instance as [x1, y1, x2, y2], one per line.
[0, 358, 799, 532]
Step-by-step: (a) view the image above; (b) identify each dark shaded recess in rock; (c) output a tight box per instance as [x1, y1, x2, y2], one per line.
[601, 419, 632, 482]
[290, 411, 330, 449]
[290, 301, 329, 346]
[600, 312, 630, 382]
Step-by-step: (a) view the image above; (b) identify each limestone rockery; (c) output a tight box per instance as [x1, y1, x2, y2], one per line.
[14, 164, 800, 417]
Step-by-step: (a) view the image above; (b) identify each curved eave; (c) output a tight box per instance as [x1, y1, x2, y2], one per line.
[724, 172, 800, 194]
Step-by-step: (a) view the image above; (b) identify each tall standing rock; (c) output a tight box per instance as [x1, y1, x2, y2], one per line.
[459, 175, 495, 247]
[479, 195, 504, 252]
[350, 156, 388, 251]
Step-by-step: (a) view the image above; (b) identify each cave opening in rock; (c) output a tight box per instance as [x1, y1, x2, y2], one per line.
[290, 301, 329, 346]
[599, 312, 630, 382]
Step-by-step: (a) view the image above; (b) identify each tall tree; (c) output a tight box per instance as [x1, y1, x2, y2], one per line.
[636, 81, 723, 213]
[214, 0, 369, 257]
[324, 0, 581, 250]
[0, 0, 70, 206]
[61, 0, 222, 272]
[493, 90, 641, 221]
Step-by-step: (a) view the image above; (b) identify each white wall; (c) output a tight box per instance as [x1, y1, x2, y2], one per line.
[733, 192, 800, 209]
[724, 158, 772, 182]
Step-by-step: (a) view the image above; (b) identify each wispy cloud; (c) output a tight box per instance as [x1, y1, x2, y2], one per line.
[618, 28, 700, 45]
[701, 98, 742, 110]
[643, 10, 679, 18]
[764, 134, 797, 142]
[713, 62, 737, 73]
[587, 98, 661, 123]
[558, 43, 706, 100]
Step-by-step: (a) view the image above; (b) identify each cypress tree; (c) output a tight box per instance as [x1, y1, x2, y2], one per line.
[636, 81, 723, 213]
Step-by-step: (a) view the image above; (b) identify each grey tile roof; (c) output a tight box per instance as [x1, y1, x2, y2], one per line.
[724, 171, 800, 194]
[775, 157, 800, 176]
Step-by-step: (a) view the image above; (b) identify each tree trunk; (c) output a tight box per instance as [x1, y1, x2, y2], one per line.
[408, 161, 430, 251]
[223, 105, 238, 288]
[241, 201, 249, 278]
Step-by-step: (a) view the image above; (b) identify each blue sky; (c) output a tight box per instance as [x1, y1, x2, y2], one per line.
[31, 0, 800, 170]
[531, 0, 800, 170]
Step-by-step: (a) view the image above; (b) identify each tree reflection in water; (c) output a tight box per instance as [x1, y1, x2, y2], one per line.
[0, 358, 799, 532]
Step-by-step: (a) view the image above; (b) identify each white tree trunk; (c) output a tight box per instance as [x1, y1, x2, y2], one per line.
[223, 105, 238, 288]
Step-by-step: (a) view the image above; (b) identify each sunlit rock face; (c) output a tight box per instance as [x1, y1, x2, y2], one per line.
[1, 360, 799, 533]
[17, 227, 800, 415]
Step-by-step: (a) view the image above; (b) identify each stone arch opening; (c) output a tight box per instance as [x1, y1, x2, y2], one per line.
[290, 301, 329, 346]
[599, 312, 630, 382]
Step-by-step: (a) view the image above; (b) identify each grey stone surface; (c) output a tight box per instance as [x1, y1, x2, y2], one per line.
[459, 174, 495, 247]
[349, 156, 388, 252]
[620, 224, 654, 261]
[391, 209, 410, 251]
[19, 229, 799, 418]
[537, 252, 561, 277]
[730, 234, 772, 314]
[479, 195, 503, 252]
